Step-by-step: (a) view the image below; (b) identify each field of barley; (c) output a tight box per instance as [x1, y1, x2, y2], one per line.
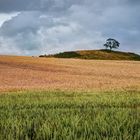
[0, 55, 140, 139]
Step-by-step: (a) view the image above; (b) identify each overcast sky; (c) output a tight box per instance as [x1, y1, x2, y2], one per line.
[0, 0, 140, 55]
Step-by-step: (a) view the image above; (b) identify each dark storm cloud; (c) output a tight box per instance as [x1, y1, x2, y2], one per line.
[0, 0, 82, 12]
[0, 0, 140, 55]
[0, 0, 32, 12]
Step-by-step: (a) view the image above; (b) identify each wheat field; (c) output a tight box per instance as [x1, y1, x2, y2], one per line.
[0, 55, 140, 139]
[0, 90, 139, 140]
[0, 55, 140, 91]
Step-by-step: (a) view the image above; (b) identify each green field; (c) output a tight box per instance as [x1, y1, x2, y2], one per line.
[0, 90, 139, 140]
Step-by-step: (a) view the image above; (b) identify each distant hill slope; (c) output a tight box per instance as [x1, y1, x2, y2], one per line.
[40, 49, 140, 61]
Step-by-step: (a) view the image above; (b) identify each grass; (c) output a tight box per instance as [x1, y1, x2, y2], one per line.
[0, 90, 139, 140]
[40, 49, 140, 61]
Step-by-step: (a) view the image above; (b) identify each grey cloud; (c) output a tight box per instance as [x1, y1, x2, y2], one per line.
[0, 0, 81, 13]
[0, 0, 33, 12]
[0, 0, 140, 55]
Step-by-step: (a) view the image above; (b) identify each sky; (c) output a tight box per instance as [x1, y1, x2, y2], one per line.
[0, 0, 140, 55]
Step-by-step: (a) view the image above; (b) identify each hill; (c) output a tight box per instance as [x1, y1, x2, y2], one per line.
[40, 49, 140, 61]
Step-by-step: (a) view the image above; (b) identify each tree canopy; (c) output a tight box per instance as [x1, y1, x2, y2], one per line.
[104, 38, 120, 50]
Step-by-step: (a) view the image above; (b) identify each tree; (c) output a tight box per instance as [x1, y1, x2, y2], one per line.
[104, 38, 120, 50]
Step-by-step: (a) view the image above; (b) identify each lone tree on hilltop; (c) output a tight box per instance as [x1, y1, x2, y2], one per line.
[104, 38, 120, 50]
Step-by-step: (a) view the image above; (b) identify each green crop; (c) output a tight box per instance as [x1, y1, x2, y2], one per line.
[0, 90, 139, 140]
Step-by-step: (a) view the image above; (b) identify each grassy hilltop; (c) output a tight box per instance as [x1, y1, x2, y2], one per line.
[40, 49, 140, 61]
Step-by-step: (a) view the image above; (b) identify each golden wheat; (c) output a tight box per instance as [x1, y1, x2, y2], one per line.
[0, 55, 140, 91]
